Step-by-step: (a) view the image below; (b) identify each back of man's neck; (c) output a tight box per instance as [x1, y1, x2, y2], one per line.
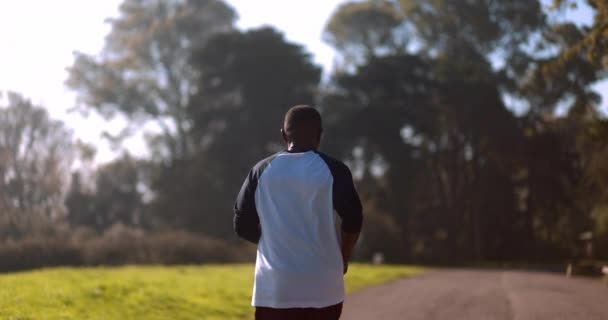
[287, 144, 315, 153]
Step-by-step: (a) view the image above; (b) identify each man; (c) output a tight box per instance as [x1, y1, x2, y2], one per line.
[234, 105, 363, 320]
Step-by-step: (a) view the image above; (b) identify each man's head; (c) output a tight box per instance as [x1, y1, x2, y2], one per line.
[281, 105, 323, 151]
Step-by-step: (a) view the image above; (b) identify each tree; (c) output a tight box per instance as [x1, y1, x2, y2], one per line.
[0, 92, 74, 239]
[67, 0, 236, 161]
[322, 0, 608, 262]
[517, 1, 606, 116]
[520, 1, 608, 257]
[150, 27, 322, 238]
[324, 0, 404, 67]
[324, 53, 524, 261]
[66, 153, 145, 232]
[547, 0, 607, 72]
[65, 172, 95, 228]
[322, 0, 608, 263]
[325, 0, 545, 68]
[397, 0, 544, 53]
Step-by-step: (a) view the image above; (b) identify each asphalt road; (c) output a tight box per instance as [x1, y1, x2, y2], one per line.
[342, 270, 608, 320]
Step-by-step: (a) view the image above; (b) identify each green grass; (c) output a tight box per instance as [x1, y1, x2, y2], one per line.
[0, 264, 425, 320]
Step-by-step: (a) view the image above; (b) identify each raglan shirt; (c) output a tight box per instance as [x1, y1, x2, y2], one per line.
[233, 150, 363, 308]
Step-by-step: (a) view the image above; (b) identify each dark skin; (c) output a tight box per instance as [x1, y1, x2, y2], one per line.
[281, 127, 360, 275]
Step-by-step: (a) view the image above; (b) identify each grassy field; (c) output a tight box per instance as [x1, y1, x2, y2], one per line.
[0, 264, 425, 320]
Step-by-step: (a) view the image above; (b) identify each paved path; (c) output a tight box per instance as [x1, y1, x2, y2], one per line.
[343, 270, 608, 320]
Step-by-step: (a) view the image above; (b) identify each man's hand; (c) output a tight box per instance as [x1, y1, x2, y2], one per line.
[341, 231, 359, 275]
[343, 258, 349, 275]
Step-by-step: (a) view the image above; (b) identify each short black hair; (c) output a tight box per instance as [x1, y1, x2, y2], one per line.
[283, 105, 322, 138]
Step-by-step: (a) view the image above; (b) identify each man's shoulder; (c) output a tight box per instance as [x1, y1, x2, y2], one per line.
[314, 151, 351, 175]
[251, 152, 283, 176]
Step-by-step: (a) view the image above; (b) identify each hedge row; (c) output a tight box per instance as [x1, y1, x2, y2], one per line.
[0, 229, 254, 272]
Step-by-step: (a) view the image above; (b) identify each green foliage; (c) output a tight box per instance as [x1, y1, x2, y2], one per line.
[325, 53, 526, 261]
[0, 230, 249, 272]
[150, 27, 321, 237]
[67, 154, 145, 231]
[550, 0, 607, 67]
[0, 264, 425, 320]
[324, 0, 404, 65]
[0, 92, 74, 240]
[67, 0, 237, 160]
[398, 0, 544, 52]
[323, 0, 608, 262]
[3, 0, 605, 266]
[0, 237, 82, 272]
[325, 0, 545, 67]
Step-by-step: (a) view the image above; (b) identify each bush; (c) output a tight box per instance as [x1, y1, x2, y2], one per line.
[0, 237, 82, 272]
[0, 227, 254, 272]
[83, 228, 251, 266]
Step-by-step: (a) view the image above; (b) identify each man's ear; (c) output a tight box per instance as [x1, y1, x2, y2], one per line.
[281, 128, 288, 144]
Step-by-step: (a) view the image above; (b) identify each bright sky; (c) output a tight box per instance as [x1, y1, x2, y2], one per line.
[0, 0, 605, 163]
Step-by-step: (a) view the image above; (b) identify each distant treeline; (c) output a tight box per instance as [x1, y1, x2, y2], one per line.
[1, 0, 607, 269]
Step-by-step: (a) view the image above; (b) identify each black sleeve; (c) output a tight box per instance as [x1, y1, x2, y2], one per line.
[233, 169, 261, 244]
[333, 163, 363, 233]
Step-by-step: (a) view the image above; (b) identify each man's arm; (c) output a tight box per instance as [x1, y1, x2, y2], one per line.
[341, 231, 359, 274]
[233, 169, 261, 244]
[334, 163, 363, 274]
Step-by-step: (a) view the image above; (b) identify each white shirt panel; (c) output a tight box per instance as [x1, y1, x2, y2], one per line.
[252, 151, 344, 308]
